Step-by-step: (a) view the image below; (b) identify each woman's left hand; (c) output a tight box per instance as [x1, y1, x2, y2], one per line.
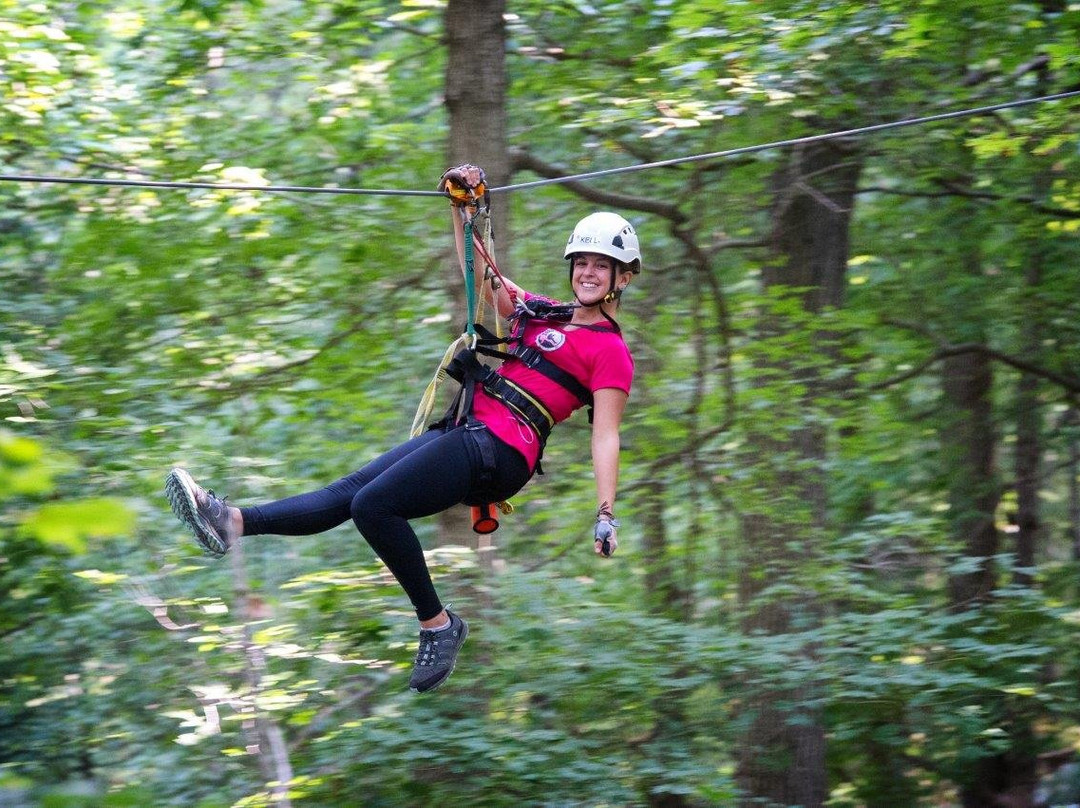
[594, 516, 619, 557]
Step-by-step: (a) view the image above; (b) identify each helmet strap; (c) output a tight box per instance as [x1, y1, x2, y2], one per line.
[568, 257, 621, 306]
[597, 307, 621, 332]
[564, 256, 624, 332]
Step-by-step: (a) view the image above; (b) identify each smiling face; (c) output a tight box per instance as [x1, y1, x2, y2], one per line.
[570, 252, 633, 306]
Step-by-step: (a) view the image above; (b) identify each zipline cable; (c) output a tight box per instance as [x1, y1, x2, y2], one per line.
[0, 174, 445, 196]
[0, 90, 1076, 198]
[488, 90, 1080, 193]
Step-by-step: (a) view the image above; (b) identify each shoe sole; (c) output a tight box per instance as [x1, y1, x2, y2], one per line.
[165, 468, 227, 558]
[410, 618, 469, 694]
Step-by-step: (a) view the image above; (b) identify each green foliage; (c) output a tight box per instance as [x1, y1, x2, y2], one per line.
[1, 0, 1079, 804]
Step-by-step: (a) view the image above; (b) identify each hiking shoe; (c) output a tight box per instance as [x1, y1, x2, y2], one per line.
[409, 610, 469, 693]
[165, 467, 235, 558]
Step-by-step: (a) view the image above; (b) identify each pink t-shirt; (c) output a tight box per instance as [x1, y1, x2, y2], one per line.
[471, 297, 634, 471]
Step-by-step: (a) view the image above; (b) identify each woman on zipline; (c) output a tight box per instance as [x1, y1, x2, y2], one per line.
[165, 164, 639, 693]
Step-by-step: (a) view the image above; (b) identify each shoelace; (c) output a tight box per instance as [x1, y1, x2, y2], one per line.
[202, 489, 230, 517]
[415, 634, 439, 666]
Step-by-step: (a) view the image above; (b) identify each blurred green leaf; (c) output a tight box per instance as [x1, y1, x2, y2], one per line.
[19, 498, 136, 552]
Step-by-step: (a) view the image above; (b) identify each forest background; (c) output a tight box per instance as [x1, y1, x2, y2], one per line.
[2, 1, 1080, 806]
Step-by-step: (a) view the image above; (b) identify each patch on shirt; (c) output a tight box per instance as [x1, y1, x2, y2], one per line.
[536, 328, 566, 352]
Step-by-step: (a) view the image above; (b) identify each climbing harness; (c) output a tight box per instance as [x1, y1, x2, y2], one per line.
[412, 171, 517, 533]
[415, 169, 606, 532]
[418, 245, 597, 450]
[417, 167, 598, 445]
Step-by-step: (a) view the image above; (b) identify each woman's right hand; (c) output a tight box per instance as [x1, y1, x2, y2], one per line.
[438, 164, 487, 207]
[442, 163, 517, 316]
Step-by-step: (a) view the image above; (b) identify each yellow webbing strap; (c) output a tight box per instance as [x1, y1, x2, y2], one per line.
[487, 375, 556, 433]
[409, 208, 498, 438]
[410, 333, 469, 438]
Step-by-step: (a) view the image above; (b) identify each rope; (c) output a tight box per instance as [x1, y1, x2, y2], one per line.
[409, 206, 495, 437]
[1, 91, 1076, 198]
[409, 335, 470, 438]
[480, 222, 506, 342]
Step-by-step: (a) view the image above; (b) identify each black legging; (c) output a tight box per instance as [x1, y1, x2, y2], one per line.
[240, 424, 531, 620]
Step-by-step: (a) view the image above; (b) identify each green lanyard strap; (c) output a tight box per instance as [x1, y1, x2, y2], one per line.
[463, 217, 477, 340]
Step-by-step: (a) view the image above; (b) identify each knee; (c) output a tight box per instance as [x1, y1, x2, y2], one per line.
[350, 488, 375, 535]
[350, 487, 393, 540]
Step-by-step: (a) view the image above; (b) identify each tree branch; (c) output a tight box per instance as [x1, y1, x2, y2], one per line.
[288, 683, 379, 752]
[508, 148, 687, 221]
[857, 184, 1080, 219]
[127, 583, 200, 632]
[870, 322, 1080, 393]
[709, 236, 769, 256]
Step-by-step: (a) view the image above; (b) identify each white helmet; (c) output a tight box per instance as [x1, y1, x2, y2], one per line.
[563, 212, 641, 274]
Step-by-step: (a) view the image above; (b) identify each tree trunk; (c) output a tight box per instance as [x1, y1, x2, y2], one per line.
[1013, 360, 1040, 587]
[937, 143, 1001, 611]
[231, 541, 294, 806]
[764, 139, 861, 310]
[942, 349, 1000, 608]
[640, 479, 682, 615]
[437, 0, 510, 553]
[1013, 98, 1054, 588]
[735, 139, 861, 808]
[934, 147, 1024, 807]
[1067, 407, 1080, 565]
[444, 0, 509, 256]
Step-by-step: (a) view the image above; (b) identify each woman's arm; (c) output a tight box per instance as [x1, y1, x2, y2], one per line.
[590, 386, 629, 556]
[442, 164, 519, 319]
[449, 205, 519, 319]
